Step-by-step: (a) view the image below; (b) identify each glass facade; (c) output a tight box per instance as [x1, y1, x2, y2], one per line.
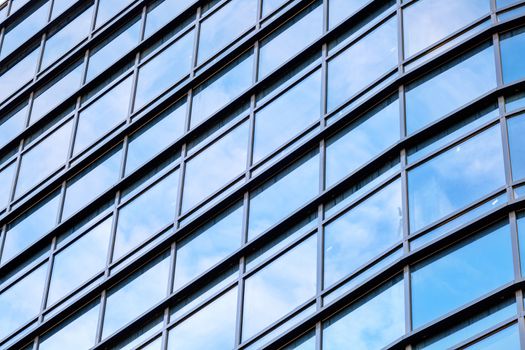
[0, 0, 524, 349]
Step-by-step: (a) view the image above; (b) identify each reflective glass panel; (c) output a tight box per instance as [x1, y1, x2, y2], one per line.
[47, 217, 112, 305]
[327, 17, 398, 111]
[259, 2, 322, 78]
[2, 192, 59, 263]
[323, 277, 405, 349]
[248, 151, 319, 239]
[135, 31, 194, 109]
[144, 0, 195, 38]
[500, 27, 525, 84]
[326, 96, 399, 186]
[113, 170, 178, 259]
[329, 0, 369, 28]
[182, 121, 248, 211]
[0, 47, 39, 102]
[191, 52, 253, 127]
[96, 0, 133, 28]
[324, 179, 402, 287]
[253, 70, 321, 163]
[174, 203, 243, 289]
[0, 103, 28, 148]
[508, 114, 525, 181]
[465, 323, 520, 349]
[103, 253, 170, 338]
[0, 163, 15, 208]
[167, 287, 238, 350]
[403, 0, 490, 58]
[243, 235, 317, 340]
[198, 0, 257, 64]
[411, 223, 513, 328]
[74, 76, 133, 154]
[262, 0, 287, 16]
[51, 0, 74, 18]
[126, 102, 186, 174]
[16, 120, 73, 196]
[63, 147, 122, 218]
[39, 301, 99, 350]
[405, 44, 496, 133]
[0, 264, 47, 339]
[408, 125, 505, 232]
[518, 213, 525, 274]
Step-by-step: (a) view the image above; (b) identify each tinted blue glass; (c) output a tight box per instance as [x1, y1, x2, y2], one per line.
[259, 2, 322, 78]
[182, 121, 248, 212]
[326, 97, 399, 186]
[408, 126, 505, 232]
[518, 213, 525, 274]
[47, 217, 111, 305]
[41, 6, 93, 69]
[74, 77, 133, 154]
[405, 44, 496, 133]
[501, 27, 525, 84]
[16, 120, 73, 196]
[323, 277, 405, 349]
[135, 31, 194, 109]
[0, 103, 28, 148]
[167, 287, 238, 350]
[0, 163, 14, 209]
[248, 151, 319, 239]
[191, 52, 253, 127]
[327, 17, 398, 111]
[329, 0, 369, 28]
[103, 254, 170, 338]
[0, 263, 47, 339]
[262, 0, 287, 16]
[411, 223, 513, 328]
[96, 0, 133, 28]
[2, 192, 59, 263]
[125, 102, 186, 174]
[51, 0, 74, 19]
[465, 323, 520, 349]
[174, 204, 242, 289]
[324, 180, 402, 287]
[63, 147, 122, 219]
[113, 170, 178, 260]
[253, 70, 321, 163]
[243, 235, 317, 340]
[86, 19, 141, 81]
[507, 114, 525, 181]
[498, 0, 521, 7]
[0, 47, 39, 102]
[145, 0, 195, 38]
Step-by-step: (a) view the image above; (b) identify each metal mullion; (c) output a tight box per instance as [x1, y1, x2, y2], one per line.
[516, 288, 525, 348]
[126, 51, 141, 122]
[138, 3, 147, 42]
[190, 6, 202, 77]
[104, 192, 120, 272]
[65, 97, 82, 169]
[173, 144, 187, 225]
[6, 139, 24, 211]
[38, 236, 57, 322]
[95, 290, 107, 343]
[160, 307, 169, 350]
[234, 257, 245, 346]
[0, 224, 5, 264]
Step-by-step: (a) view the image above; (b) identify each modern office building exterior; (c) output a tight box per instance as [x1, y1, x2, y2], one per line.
[1, 0, 525, 349]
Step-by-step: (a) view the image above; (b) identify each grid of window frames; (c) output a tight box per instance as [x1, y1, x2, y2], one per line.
[1, 0, 525, 349]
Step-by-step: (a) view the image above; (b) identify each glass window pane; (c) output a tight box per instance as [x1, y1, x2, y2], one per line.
[405, 44, 496, 133]
[103, 253, 170, 338]
[403, 0, 490, 58]
[0, 1, 49, 59]
[41, 6, 93, 69]
[39, 301, 99, 350]
[30, 62, 83, 124]
[182, 121, 248, 211]
[501, 27, 525, 84]
[262, 0, 287, 16]
[0, 103, 28, 148]
[47, 217, 112, 305]
[323, 277, 405, 349]
[135, 31, 194, 110]
[167, 287, 238, 350]
[144, 0, 195, 38]
[329, 0, 369, 28]
[326, 96, 399, 186]
[253, 70, 321, 163]
[248, 151, 319, 239]
[2, 192, 59, 263]
[243, 235, 317, 340]
[96, 0, 133, 28]
[408, 125, 505, 232]
[327, 17, 398, 111]
[0, 162, 15, 208]
[259, 2, 322, 78]
[86, 18, 141, 81]
[16, 120, 73, 196]
[74, 76, 133, 155]
[0, 264, 47, 339]
[0, 47, 39, 102]
[113, 170, 178, 260]
[51, 0, 74, 19]
[411, 222, 513, 328]
[198, 0, 257, 64]
[508, 114, 525, 181]
[63, 147, 122, 219]
[465, 323, 520, 349]
[324, 179, 402, 287]
[518, 213, 525, 274]
[174, 203, 243, 289]
[126, 101, 186, 174]
[191, 51, 253, 127]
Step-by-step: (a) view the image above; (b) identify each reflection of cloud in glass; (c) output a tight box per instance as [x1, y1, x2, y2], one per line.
[96, 0, 133, 28]
[144, 0, 195, 38]
[243, 235, 316, 340]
